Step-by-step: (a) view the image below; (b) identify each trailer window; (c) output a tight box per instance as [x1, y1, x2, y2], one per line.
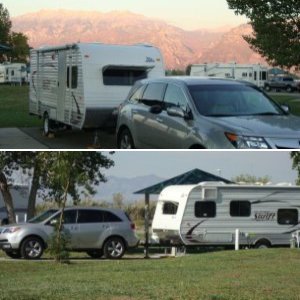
[163, 202, 178, 215]
[230, 201, 251, 217]
[103, 68, 147, 86]
[195, 201, 216, 218]
[67, 66, 78, 89]
[277, 209, 298, 225]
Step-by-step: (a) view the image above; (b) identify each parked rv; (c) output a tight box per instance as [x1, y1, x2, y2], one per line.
[4, 63, 27, 84]
[190, 63, 268, 88]
[0, 65, 5, 83]
[29, 43, 165, 135]
[152, 182, 300, 248]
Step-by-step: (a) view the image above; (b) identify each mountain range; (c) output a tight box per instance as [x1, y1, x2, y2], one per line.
[12, 10, 267, 69]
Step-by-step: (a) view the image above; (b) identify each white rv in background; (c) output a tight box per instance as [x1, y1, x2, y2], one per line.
[0, 65, 5, 83]
[152, 182, 300, 248]
[29, 43, 165, 135]
[190, 63, 269, 87]
[4, 63, 27, 84]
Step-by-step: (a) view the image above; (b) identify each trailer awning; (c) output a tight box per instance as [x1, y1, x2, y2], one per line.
[134, 168, 233, 195]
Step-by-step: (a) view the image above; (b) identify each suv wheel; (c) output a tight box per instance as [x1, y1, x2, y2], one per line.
[104, 237, 125, 259]
[5, 250, 22, 259]
[118, 128, 135, 149]
[21, 237, 44, 259]
[87, 250, 103, 259]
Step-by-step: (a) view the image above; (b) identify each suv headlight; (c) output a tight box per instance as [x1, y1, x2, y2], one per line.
[225, 133, 270, 149]
[2, 227, 21, 234]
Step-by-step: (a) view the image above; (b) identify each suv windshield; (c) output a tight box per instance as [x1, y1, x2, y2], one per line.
[188, 84, 283, 117]
[28, 209, 58, 224]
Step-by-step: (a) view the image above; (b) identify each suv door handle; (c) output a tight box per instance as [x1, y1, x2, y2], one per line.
[156, 117, 164, 123]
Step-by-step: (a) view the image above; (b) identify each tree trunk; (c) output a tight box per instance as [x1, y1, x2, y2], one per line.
[0, 171, 16, 224]
[27, 163, 40, 220]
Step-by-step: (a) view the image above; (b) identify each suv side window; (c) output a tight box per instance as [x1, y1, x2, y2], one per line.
[164, 84, 188, 111]
[77, 209, 104, 223]
[103, 211, 122, 222]
[142, 83, 166, 105]
[129, 85, 146, 103]
[50, 210, 77, 225]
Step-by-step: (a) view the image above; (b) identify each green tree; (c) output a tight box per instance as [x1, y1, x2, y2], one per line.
[291, 152, 300, 185]
[227, 0, 300, 68]
[0, 3, 11, 45]
[232, 174, 271, 185]
[40, 152, 114, 262]
[0, 151, 114, 228]
[9, 32, 30, 62]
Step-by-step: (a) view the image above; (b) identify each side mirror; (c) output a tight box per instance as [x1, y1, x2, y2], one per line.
[281, 104, 290, 114]
[149, 105, 163, 114]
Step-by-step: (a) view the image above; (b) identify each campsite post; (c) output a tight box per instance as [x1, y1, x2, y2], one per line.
[144, 193, 150, 258]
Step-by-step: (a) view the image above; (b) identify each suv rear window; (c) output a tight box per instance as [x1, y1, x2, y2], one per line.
[77, 210, 103, 223]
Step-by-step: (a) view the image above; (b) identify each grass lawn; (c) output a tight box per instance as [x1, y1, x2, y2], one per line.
[0, 85, 41, 128]
[0, 249, 300, 300]
[1, 85, 300, 128]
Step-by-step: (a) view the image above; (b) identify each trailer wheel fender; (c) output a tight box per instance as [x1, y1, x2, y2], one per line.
[255, 239, 271, 249]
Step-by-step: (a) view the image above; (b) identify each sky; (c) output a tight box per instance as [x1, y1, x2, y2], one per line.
[2, 0, 247, 30]
[105, 151, 298, 184]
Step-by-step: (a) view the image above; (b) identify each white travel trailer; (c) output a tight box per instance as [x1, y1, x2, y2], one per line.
[152, 182, 300, 248]
[4, 63, 27, 84]
[0, 65, 5, 83]
[29, 43, 165, 134]
[190, 63, 269, 88]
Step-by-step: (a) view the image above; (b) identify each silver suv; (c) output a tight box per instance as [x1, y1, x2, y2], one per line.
[116, 77, 300, 149]
[0, 207, 139, 260]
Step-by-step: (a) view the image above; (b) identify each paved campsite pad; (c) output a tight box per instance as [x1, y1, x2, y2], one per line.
[0, 127, 116, 149]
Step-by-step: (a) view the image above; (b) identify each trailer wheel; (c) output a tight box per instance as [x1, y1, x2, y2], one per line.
[117, 128, 135, 149]
[43, 113, 53, 136]
[255, 240, 271, 249]
[264, 85, 271, 92]
[286, 85, 293, 93]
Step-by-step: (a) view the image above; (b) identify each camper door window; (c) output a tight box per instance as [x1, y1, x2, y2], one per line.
[277, 209, 298, 225]
[103, 67, 147, 86]
[67, 66, 78, 89]
[195, 201, 216, 218]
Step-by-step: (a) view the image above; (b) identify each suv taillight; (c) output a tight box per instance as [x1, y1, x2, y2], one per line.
[131, 223, 136, 230]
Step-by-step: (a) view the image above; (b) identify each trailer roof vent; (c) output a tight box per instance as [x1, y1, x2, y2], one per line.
[202, 188, 217, 200]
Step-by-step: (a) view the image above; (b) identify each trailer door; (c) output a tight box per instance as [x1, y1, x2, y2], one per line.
[57, 51, 67, 122]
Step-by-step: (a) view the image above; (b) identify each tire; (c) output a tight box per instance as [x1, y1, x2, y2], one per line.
[117, 128, 135, 149]
[5, 250, 22, 259]
[103, 237, 125, 259]
[87, 250, 103, 259]
[286, 86, 293, 93]
[255, 240, 271, 249]
[43, 113, 53, 136]
[20, 237, 44, 259]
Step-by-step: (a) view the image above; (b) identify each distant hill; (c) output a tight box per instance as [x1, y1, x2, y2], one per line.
[12, 10, 267, 69]
[93, 174, 165, 203]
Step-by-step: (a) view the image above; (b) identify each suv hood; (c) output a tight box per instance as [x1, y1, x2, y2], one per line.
[206, 114, 300, 138]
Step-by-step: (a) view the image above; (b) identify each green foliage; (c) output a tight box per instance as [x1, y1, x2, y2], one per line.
[166, 69, 186, 76]
[0, 4, 11, 45]
[9, 32, 30, 63]
[232, 174, 271, 184]
[291, 152, 300, 185]
[47, 224, 71, 264]
[227, 0, 300, 68]
[0, 4, 29, 62]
